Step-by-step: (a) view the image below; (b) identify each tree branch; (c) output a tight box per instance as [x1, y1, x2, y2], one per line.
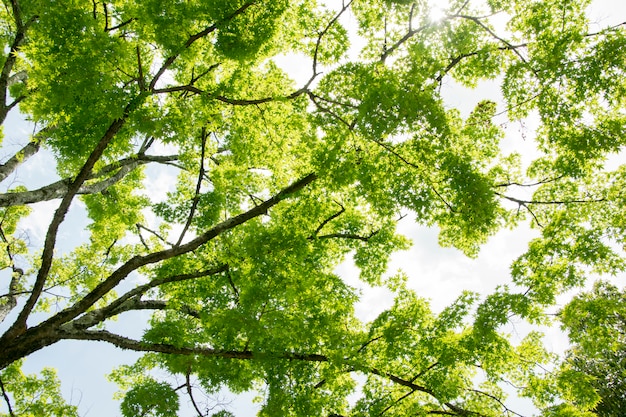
[39, 173, 316, 332]
[122, 299, 202, 318]
[176, 128, 208, 246]
[368, 138, 456, 213]
[368, 367, 435, 396]
[312, 0, 354, 75]
[435, 43, 527, 83]
[0, 376, 15, 417]
[185, 372, 205, 417]
[148, 1, 257, 91]
[152, 86, 310, 107]
[135, 223, 174, 249]
[378, 388, 418, 417]
[307, 92, 360, 110]
[309, 202, 345, 238]
[0, 97, 139, 342]
[226, 269, 239, 304]
[51, 328, 465, 415]
[380, 18, 430, 63]
[60, 329, 330, 363]
[494, 175, 565, 188]
[453, 14, 530, 67]
[494, 192, 606, 206]
[0, 153, 179, 207]
[0, 127, 52, 183]
[314, 231, 379, 242]
[308, 92, 355, 129]
[379, 0, 473, 63]
[55, 326, 482, 417]
[0, 225, 23, 323]
[106, 17, 136, 33]
[66, 265, 229, 331]
[0, 8, 37, 124]
[469, 389, 525, 417]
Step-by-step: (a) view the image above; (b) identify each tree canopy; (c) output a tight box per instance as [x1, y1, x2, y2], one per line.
[0, 0, 625, 415]
[558, 281, 626, 417]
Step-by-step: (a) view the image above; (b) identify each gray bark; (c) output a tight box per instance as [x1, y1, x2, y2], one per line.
[0, 154, 178, 207]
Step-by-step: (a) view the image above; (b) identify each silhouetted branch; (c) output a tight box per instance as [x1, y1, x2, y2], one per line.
[0, 376, 15, 417]
[176, 128, 208, 246]
[309, 202, 345, 238]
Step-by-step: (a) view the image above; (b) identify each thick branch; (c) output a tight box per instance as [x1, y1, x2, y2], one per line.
[66, 265, 228, 331]
[42, 173, 317, 329]
[61, 330, 329, 362]
[45, 325, 482, 417]
[53, 328, 470, 415]
[0, 98, 138, 342]
[0, 297, 17, 325]
[132, 300, 202, 318]
[0, 174, 315, 366]
[0, 225, 23, 323]
[0, 266, 24, 323]
[0, 128, 51, 183]
[0, 153, 178, 207]
[153, 85, 310, 106]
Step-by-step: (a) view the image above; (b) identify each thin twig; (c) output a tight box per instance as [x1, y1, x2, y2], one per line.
[494, 192, 606, 206]
[470, 389, 526, 417]
[309, 202, 345, 238]
[148, 1, 256, 91]
[136, 223, 173, 247]
[0, 377, 15, 417]
[312, 0, 354, 75]
[185, 372, 204, 417]
[176, 128, 208, 246]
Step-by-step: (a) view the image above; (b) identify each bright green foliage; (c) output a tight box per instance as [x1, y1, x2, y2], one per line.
[0, 361, 78, 417]
[0, 201, 30, 273]
[120, 378, 180, 417]
[558, 282, 626, 417]
[0, 0, 624, 416]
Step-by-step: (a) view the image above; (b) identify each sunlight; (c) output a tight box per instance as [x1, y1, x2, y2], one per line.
[428, 4, 447, 23]
[427, 1, 448, 23]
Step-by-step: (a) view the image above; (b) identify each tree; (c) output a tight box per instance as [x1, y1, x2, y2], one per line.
[0, 0, 624, 415]
[558, 281, 626, 417]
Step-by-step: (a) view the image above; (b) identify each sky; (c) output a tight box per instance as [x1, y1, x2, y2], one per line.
[1, 0, 626, 416]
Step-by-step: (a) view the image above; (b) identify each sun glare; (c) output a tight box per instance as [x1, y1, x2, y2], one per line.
[428, 4, 447, 23]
